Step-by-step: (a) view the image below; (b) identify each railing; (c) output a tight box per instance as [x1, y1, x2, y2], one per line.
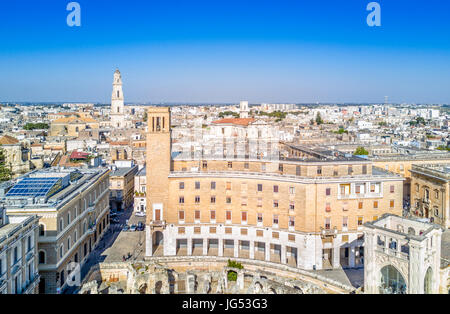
[86, 204, 95, 213]
[320, 227, 338, 238]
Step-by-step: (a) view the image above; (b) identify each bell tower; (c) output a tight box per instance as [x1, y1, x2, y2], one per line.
[145, 107, 171, 256]
[110, 68, 126, 128]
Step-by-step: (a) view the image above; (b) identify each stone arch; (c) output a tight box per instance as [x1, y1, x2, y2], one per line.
[269, 287, 277, 294]
[155, 281, 163, 294]
[424, 267, 433, 294]
[138, 283, 148, 294]
[379, 265, 407, 294]
[254, 281, 263, 294]
[293, 285, 304, 294]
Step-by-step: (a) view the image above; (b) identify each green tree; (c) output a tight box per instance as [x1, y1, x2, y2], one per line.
[0, 147, 12, 182]
[354, 147, 369, 156]
[315, 112, 323, 125]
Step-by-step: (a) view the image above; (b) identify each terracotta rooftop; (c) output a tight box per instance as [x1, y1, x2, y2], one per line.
[212, 118, 255, 126]
[0, 135, 19, 145]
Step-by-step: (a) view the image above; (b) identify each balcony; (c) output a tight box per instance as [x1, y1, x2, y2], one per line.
[320, 226, 338, 238]
[86, 204, 95, 213]
[87, 221, 97, 234]
[422, 198, 430, 204]
[149, 220, 166, 230]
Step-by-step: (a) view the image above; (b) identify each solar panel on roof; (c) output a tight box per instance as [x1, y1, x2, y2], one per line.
[6, 177, 62, 199]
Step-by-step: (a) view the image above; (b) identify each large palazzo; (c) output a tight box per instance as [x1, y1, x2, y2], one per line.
[145, 107, 405, 270]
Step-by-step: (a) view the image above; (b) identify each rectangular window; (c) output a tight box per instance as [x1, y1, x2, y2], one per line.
[211, 181, 216, 190]
[257, 184, 263, 192]
[288, 234, 295, 242]
[241, 197, 247, 206]
[325, 218, 331, 230]
[225, 227, 232, 234]
[358, 216, 364, 226]
[279, 164, 284, 172]
[226, 197, 232, 204]
[179, 182, 184, 190]
[348, 166, 353, 175]
[195, 181, 200, 190]
[202, 161, 207, 169]
[210, 227, 216, 234]
[289, 216, 295, 227]
[179, 196, 184, 204]
[256, 197, 262, 207]
[358, 201, 363, 210]
[210, 196, 216, 204]
[325, 203, 331, 212]
[355, 185, 361, 194]
[289, 201, 295, 211]
[178, 227, 185, 234]
[374, 201, 379, 209]
[241, 229, 248, 235]
[228, 162, 233, 169]
[195, 196, 200, 204]
[390, 200, 394, 208]
[261, 163, 266, 171]
[317, 166, 322, 175]
[210, 210, 216, 220]
[289, 187, 295, 195]
[326, 188, 331, 196]
[390, 185, 395, 193]
[244, 162, 249, 169]
[273, 215, 279, 225]
[273, 200, 279, 208]
[226, 182, 231, 190]
[273, 185, 279, 193]
[194, 227, 201, 234]
[343, 217, 348, 228]
[296, 166, 301, 176]
[373, 216, 378, 221]
[178, 210, 185, 220]
[226, 211, 232, 221]
[257, 213, 263, 223]
[241, 212, 247, 222]
[272, 232, 279, 239]
[195, 210, 201, 220]
[340, 184, 350, 196]
[257, 230, 264, 237]
[362, 165, 367, 175]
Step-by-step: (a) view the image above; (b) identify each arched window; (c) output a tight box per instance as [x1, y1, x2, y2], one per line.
[59, 244, 64, 259]
[59, 219, 64, 232]
[67, 212, 71, 225]
[407, 227, 415, 236]
[38, 251, 46, 264]
[380, 265, 406, 294]
[67, 237, 71, 251]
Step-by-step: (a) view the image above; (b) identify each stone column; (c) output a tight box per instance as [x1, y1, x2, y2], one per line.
[187, 238, 192, 256]
[234, 240, 239, 258]
[281, 245, 287, 264]
[145, 226, 153, 257]
[265, 242, 271, 262]
[203, 238, 208, 256]
[218, 238, 224, 257]
[249, 241, 255, 259]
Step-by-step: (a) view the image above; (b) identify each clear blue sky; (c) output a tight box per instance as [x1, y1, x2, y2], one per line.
[0, 0, 449, 104]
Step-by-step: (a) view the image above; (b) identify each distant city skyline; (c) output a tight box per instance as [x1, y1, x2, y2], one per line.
[0, 0, 449, 104]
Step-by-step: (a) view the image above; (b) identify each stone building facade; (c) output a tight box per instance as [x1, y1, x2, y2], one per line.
[145, 107, 405, 271]
[410, 164, 450, 229]
[3, 167, 110, 294]
[0, 211, 40, 294]
[363, 214, 444, 294]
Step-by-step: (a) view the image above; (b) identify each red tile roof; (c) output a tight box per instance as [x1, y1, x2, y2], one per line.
[212, 118, 255, 126]
[70, 151, 89, 159]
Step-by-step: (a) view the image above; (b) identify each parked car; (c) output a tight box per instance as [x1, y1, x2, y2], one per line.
[137, 222, 145, 231]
